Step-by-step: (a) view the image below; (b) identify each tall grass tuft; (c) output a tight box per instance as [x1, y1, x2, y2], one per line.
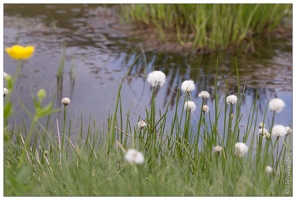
[120, 4, 291, 52]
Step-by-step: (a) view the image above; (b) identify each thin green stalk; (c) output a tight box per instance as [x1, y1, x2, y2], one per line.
[183, 111, 191, 141]
[17, 118, 37, 169]
[108, 79, 123, 154]
[62, 105, 67, 149]
[197, 98, 205, 140]
[226, 104, 234, 148]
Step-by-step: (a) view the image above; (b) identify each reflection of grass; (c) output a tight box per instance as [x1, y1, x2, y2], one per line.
[4, 58, 292, 196]
[121, 4, 291, 51]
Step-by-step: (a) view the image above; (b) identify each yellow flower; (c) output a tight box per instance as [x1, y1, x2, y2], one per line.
[5, 45, 35, 60]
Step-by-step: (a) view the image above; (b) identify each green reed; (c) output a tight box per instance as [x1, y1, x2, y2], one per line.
[120, 4, 291, 51]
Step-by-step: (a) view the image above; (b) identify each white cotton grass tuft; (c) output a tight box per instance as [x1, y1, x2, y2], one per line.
[259, 128, 271, 139]
[259, 128, 268, 136]
[271, 125, 287, 138]
[44, 150, 49, 157]
[234, 142, 248, 157]
[268, 98, 285, 113]
[285, 127, 292, 135]
[138, 120, 147, 129]
[147, 71, 166, 87]
[226, 95, 237, 104]
[214, 145, 223, 153]
[198, 91, 210, 99]
[202, 105, 209, 112]
[263, 132, 271, 140]
[259, 122, 265, 129]
[4, 88, 9, 97]
[125, 149, 144, 164]
[4, 72, 8, 80]
[184, 101, 196, 112]
[265, 166, 273, 174]
[61, 97, 71, 106]
[181, 80, 195, 93]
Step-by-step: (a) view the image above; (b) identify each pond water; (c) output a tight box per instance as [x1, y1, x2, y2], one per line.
[3, 4, 292, 144]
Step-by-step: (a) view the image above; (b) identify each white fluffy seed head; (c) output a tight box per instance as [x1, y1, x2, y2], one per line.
[285, 127, 292, 135]
[125, 149, 144, 164]
[138, 120, 147, 129]
[259, 128, 268, 136]
[202, 105, 209, 112]
[4, 72, 8, 80]
[259, 122, 265, 129]
[265, 166, 273, 174]
[259, 128, 271, 140]
[44, 150, 49, 156]
[4, 88, 9, 97]
[263, 132, 271, 140]
[214, 145, 223, 153]
[198, 91, 210, 99]
[184, 101, 196, 112]
[269, 98, 285, 113]
[272, 125, 287, 138]
[234, 142, 248, 157]
[147, 71, 166, 87]
[181, 80, 195, 93]
[61, 97, 71, 106]
[226, 95, 237, 104]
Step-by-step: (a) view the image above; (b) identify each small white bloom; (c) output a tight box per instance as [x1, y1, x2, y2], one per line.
[271, 125, 287, 138]
[265, 166, 273, 174]
[259, 128, 268, 136]
[4, 72, 8, 80]
[184, 101, 196, 112]
[285, 127, 292, 135]
[226, 95, 237, 104]
[44, 150, 49, 156]
[269, 98, 285, 113]
[214, 145, 223, 153]
[263, 132, 271, 140]
[198, 91, 210, 99]
[147, 71, 166, 87]
[234, 142, 248, 157]
[61, 97, 71, 106]
[202, 105, 209, 112]
[259, 128, 271, 139]
[138, 120, 147, 129]
[125, 149, 144, 164]
[259, 122, 265, 129]
[4, 88, 9, 97]
[181, 80, 195, 93]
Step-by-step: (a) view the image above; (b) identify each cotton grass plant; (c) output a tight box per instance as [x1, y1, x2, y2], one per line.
[3, 46, 292, 196]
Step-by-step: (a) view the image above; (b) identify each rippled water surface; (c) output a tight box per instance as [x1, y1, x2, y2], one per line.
[3, 4, 292, 141]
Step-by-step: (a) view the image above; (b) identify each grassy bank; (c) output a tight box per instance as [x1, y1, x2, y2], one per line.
[120, 4, 292, 52]
[3, 48, 292, 195]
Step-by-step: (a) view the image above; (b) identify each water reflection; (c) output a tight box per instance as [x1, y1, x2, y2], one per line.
[3, 4, 292, 138]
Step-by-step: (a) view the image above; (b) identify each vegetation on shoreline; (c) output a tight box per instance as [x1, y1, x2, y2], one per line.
[120, 4, 292, 52]
[4, 46, 292, 196]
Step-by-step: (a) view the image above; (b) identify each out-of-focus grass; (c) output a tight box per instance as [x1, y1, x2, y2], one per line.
[120, 4, 292, 52]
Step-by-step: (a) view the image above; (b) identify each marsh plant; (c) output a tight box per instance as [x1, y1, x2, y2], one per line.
[121, 4, 291, 52]
[3, 45, 292, 196]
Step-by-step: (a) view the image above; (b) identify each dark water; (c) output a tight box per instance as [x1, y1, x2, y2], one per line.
[3, 5, 292, 143]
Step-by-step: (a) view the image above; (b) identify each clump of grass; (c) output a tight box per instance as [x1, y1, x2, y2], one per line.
[120, 4, 291, 52]
[4, 48, 292, 195]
